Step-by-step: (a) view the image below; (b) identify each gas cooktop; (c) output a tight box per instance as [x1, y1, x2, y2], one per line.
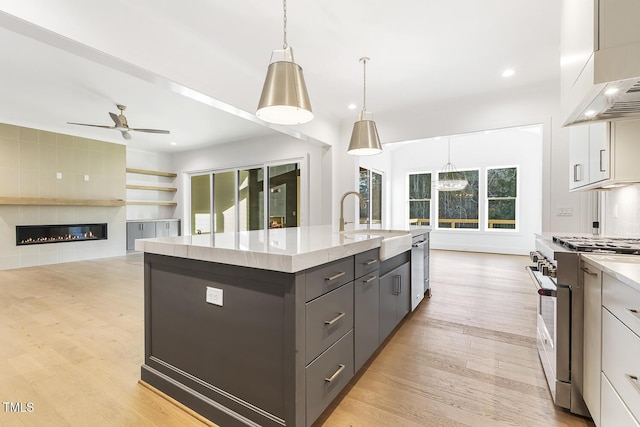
[552, 236, 640, 255]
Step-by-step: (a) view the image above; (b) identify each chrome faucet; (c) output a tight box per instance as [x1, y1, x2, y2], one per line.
[339, 191, 366, 232]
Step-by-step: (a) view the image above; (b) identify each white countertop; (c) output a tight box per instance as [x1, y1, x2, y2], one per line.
[134, 225, 413, 273]
[581, 254, 640, 293]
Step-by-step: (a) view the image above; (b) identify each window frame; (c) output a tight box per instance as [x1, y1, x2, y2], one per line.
[485, 165, 519, 232]
[407, 171, 432, 229]
[435, 167, 480, 231]
[359, 167, 384, 229]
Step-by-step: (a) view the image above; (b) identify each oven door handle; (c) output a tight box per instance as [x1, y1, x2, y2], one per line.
[525, 266, 557, 297]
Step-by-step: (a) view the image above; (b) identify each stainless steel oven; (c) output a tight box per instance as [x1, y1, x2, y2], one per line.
[528, 234, 640, 418]
[528, 235, 588, 417]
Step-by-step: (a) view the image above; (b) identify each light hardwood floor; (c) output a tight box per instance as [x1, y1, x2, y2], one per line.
[0, 251, 594, 427]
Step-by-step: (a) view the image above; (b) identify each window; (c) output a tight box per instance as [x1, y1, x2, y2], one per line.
[189, 161, 301, 234]
[437, 169, 479, 229]
[408, 173, 431, 227]
[359, 167, 383, 228]
[487, 167, 517, 230]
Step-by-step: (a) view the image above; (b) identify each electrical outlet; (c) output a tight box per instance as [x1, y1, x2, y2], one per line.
[556, 207, 573, 217]
[206, 286, 223, 306]
[84, 175, 89, 181]
[56, 172, 62, 180]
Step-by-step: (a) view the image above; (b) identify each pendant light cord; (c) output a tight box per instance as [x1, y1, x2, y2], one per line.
[360, 57, 369, 112]
[283, 0, 288, 50]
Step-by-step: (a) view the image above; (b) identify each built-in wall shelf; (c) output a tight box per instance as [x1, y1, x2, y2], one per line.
[126, 185, 177, 192]
[126, 168, 177, 178]
[126, 201, 178, 206]
[0, 197, 126, 207]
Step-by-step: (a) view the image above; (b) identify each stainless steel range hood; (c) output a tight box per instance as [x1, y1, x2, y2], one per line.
[561, 0, 640, 126]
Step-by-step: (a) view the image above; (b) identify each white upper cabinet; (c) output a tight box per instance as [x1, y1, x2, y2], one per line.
[569, 119, 640, 191]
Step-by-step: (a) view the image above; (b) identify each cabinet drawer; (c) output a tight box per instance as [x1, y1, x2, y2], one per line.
[306, 330, 354, 426]
[305, 257, 354, 302]
[603, 273, 640, 338]
[354, 249, 379, 279]
[602, 309, 640, 422]
[601, 373, 640, 427]
[305, 282, 353, 365]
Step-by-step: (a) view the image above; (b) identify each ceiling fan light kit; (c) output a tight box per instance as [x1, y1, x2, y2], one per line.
[67, 104, 170, 140]
[257, 0, 313, 125]
[348, 57, 383, 156]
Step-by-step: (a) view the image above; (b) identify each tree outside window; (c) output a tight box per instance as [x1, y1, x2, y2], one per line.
[359, 167, 382, 228]
[437, 170, 479, 229]
[487, 167, 517, 230]
[408, 173, 431, 227]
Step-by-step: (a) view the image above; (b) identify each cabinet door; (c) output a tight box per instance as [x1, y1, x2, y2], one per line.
[141, 222, 156, 239]
[168, 220, 180, 237]
[126, 222, 141, 251]
[155, 221, 169, 237]
[569, 124, 590, 189]
[379, 270, 399, 341]
[589, 122, 609, 184]
[583, 263, 602, 425]
[396, 262, 411, 321]
[354, 272, 379, 371]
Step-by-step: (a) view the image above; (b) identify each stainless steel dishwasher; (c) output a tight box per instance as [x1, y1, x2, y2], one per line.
[411, 231, 430, 311]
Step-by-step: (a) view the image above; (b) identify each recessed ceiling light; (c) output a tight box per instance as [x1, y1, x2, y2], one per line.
[584, 110, 597, 117]
[604, 87, 619, 96]
[170, 142, 177, 146]
[502, 69, 515, 78]
[348, 103, 357, 110]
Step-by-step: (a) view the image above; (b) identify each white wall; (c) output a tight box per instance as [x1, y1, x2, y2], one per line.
[171, 134, 330, 234]
[125, 149, 177, 220]
[603, 185, 640, 237]
[386, 127, 542, 254]
[341, 81, 588, 237]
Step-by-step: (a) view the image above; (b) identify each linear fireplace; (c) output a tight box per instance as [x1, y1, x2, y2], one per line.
[16, 223, 108, 246]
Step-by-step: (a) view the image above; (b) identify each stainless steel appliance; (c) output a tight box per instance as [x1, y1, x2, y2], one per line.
[528, 234, 640, 417]
[411, 232, 430, 311]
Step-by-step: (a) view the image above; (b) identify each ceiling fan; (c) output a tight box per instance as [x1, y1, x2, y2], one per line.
[67, 104, 170, 140]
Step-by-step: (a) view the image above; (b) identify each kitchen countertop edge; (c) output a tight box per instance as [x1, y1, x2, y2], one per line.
[581, 254, 640, 293]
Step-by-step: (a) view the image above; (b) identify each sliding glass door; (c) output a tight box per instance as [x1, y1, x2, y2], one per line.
[189, 161, 301, 234]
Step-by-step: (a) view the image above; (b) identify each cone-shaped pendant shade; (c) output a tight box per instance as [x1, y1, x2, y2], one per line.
[348, 117, 382, 155]
[257, 49, 313, 125]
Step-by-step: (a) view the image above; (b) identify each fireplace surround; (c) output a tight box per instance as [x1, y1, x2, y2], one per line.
[16, 223, 108, 246]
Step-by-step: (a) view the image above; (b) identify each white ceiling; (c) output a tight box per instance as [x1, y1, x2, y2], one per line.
[0, 1, 561, 152]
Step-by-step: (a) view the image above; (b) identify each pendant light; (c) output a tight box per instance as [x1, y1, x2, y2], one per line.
[348, 57, 383, 155]
[257, 0, 313, 125]
[434, 139, 468, 191]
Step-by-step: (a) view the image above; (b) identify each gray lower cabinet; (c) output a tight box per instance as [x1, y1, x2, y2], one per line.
[155, 220, 179, 237]
[126, 221, 155, 250]
[354, 271, 380, 371]
[127, 219, 180, 250]
[141, 249, 409, 427]
[379, 262, 411, 341]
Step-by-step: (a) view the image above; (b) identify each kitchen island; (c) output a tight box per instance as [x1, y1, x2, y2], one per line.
[135, 226, 427, 427]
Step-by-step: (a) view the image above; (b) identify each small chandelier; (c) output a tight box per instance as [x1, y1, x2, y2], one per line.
[257, 0, 313, 125]
[347, 57, 383, 155]
[434, 139, 468, 191]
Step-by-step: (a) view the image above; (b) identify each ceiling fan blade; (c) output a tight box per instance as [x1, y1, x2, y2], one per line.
[130, 128, 170, 134]
[121, 130, 132, 140]
[109, 112, 124, 128]
[67, 122, 116, 129]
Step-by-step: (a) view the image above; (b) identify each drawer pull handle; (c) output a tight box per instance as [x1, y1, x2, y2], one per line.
[626, 374, 640, 394]
[325, 364, 346, 383]
[627, 308, 640, 321]
[324, 312, 346, 326]
[362, 276, 376, 284]
[363, 259, 377, 265]
[325, 271, 346, 282]
[581, 267, 598, 277]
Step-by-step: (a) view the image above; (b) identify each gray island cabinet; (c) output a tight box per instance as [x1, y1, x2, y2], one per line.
[135, 226, 420, 427]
